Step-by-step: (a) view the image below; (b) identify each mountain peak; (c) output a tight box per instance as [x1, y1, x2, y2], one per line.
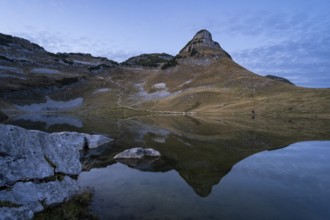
[178, 29, 231, 59]
[193, 29, 213, 41]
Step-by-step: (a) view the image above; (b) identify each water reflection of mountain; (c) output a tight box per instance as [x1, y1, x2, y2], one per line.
[7, 113, 83, 130]
[78, 115, 330, 197]
[8, 114, 330, 197]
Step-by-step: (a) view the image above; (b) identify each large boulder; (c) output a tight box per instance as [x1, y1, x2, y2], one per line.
[0, 176, 80, 220]
[114, 147, 161, 159]
[0, 124, 113, 185]
[0, 124, 113, 219]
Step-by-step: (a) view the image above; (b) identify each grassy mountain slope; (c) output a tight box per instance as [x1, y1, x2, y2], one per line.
[0, 31, 329, 118]
[79, 56, 330, 118]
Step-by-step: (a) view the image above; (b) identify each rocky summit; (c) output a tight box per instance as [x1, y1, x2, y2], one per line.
[178, 29, 231, 59]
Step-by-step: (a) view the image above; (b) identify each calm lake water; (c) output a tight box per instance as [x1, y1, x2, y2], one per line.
[6, 114, 330, 220]
[78, 141, 330, 220]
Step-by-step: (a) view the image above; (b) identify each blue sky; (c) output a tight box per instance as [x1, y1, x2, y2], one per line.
[0, 0, 330, 88]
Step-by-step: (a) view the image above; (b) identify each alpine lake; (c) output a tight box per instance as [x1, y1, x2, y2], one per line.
[5, 113, 330, 220]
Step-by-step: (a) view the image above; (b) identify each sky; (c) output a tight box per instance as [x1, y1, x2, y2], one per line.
[0, 0, 330, 88]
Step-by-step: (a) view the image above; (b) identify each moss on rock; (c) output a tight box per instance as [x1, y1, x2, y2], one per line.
[33, 190, 97, 220]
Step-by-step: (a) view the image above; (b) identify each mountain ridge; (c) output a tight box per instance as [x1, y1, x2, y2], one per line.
[0, 30, 329, 118]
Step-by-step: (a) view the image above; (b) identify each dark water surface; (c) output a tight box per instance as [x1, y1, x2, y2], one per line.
[79, 141, 330, 220]
[6, 115, 330, 220]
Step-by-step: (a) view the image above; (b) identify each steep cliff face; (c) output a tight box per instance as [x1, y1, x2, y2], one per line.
[178, 30, 231, 59]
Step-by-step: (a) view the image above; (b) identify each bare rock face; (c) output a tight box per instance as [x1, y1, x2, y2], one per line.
[0, 124, 113, 185]
[178, 29, 231, 59]
[0, 124, 113, 219]
[0, 177, 80, 220]
[113, 147, 168, 173]
[122, 53, 173, 67]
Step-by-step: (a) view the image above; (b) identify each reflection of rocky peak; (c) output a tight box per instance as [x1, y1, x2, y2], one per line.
[178, 29, 231, 59]
[177, 164, 230, 197]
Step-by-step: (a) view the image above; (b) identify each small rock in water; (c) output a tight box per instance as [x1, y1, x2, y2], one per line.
[114, 147, 161, 159]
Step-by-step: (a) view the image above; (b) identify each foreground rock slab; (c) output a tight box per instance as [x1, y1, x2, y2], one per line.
[0, 176, 79, 220]
[114, 147, 161, 159]
[0, 124, 113, 219]
[0, 124, 113, 185]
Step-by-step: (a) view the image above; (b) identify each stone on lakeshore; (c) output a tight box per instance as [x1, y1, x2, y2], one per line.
[114, 147, 161, 159]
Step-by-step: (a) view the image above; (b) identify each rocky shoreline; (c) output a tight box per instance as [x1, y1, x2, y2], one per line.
[0, 124, 112, 219]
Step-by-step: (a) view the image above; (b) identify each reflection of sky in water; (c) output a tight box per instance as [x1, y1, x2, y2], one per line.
[14, 96, 83, 112]
[216, 141, 330, 220]
[12, 114, 83, 128]
[79, 141, 330, 220]
[229, 141, 330, 186]
[124, 120, 171, 142]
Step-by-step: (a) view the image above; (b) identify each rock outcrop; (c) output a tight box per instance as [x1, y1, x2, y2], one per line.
[178, 29, 231, 59]
[0, 177, 79, 220]
[55, 52, 119, 67]
[0, 32, 119, 94]
[0, 124, 113, 219]
[266, 75, 295, 85]
[122, 53, 173, 67]
[165, 29, 233, 67]
[114, 147, 161, 159]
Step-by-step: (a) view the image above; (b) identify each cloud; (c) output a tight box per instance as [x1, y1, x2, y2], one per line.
[12, 30, 139, 62]
[225, 11, 309, 36]
[217, 10, 330, 88]
[232, 30, 330, 88]
[7, 7, 330, 88]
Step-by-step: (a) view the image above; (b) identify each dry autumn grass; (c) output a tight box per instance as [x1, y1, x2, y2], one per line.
[73, 57, 330, 119]
[1, 52, 329, 119]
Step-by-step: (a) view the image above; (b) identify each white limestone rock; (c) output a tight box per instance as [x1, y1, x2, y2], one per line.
[114, 147, 161, 159]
